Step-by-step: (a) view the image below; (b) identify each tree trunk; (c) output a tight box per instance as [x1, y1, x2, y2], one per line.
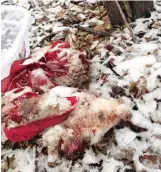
[129, 1, 154, 20]
[103, 1, 154, 25]
[103, 1, 124, 25]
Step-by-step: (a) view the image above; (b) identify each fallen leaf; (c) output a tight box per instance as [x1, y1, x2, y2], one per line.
[105, 44, 114, 51]
[130, 82, 137, 90]
[153, 49, 159, 56]
[57, 10, 66, 18]
[104, 24, 112, 30]
[101, 15, 110, 24]
[112, 86, 125, 95]
[94, 25, 105, 32]
[90, 40, 99, 50]
[152, 22, 161, 29]
[130, 77, 147, 98]
[140, 154, 161, 169]
[145, 64, 152, 67]
[85, 34, 94, 42]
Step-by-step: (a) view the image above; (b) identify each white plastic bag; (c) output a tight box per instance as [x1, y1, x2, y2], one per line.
[1, 5, 31, 79]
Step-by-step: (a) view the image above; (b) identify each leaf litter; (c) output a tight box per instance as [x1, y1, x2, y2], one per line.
[1, 0, 161, 172]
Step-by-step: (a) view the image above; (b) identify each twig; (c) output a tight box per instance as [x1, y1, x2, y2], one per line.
[106, 59, 121, 77]
[76, 25, 114, 37]
[114, 0, 138, 42]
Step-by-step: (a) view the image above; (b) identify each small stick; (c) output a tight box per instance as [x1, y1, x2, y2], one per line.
[76, 25, 114, 37]
[115, 0, 138, 42]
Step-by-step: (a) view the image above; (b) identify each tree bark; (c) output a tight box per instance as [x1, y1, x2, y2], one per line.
[129, 1, 154, 20]
[102, 1, 154, 25]
[103, 1, 124, 25]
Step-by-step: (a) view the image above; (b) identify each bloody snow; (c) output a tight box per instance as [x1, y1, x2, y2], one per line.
[1, 0, 161, 172]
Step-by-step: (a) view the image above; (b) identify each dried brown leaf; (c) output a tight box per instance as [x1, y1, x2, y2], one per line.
[130, 77, 147, 98]
[48, 161, 60, 168]
[153, 49, 159, 56]
[85, 34, 94, 42]
[145, 64, 152, 67]
[130, 82, 137, 90]
[56, 10, 66, 18]
[140, 154, 161, 169]
[152, 22, 161, 29]
[101, 15, 110, 24]
[93, 25, 105, 32]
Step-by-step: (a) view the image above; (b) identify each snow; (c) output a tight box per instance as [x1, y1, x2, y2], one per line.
[86, 0, 98, 3]
[131, 111, 152, 129]
[31, 68, 46, 77]
[102, 158, 124, 172]
[50, 86, 77, 97]
[115, 55, 156, 82]
[39, 88, 71, 111]
[52, 25, 69, 34]
[42, 125, 66, 149]
[1, 148, 36, 172]
[85, 18, 104, 26]
[83, 148, 100, 164]
[1, 0, 161, 172]
[115, 127, 137, 149]
[133, 18, 150, 34]
[129, 43, 159, 55]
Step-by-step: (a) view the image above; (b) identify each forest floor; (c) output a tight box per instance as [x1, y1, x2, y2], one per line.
[1, 0, 161, 172]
